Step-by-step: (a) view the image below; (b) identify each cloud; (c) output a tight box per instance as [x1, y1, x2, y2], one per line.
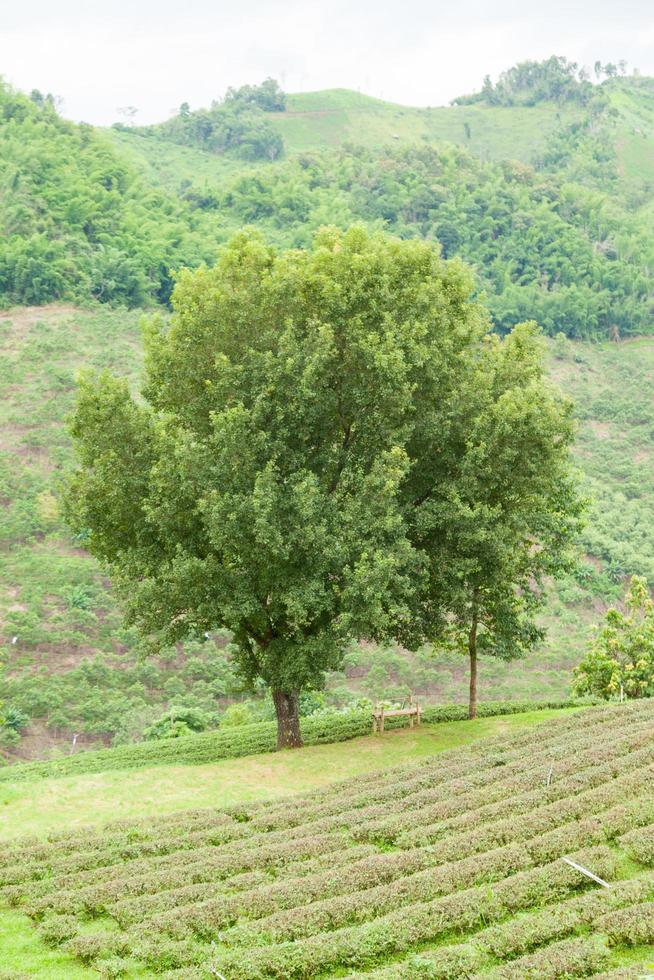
[1, 0, 654, 125]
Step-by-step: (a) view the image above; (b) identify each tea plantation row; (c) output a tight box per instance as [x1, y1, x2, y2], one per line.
[1, 700, 652, 977]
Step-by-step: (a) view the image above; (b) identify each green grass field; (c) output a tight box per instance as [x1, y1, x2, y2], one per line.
[0, 701, 652, 978]
[0, 708, 577, 841]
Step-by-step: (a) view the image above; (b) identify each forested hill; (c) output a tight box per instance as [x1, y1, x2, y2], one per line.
[2, 61, 654, 338]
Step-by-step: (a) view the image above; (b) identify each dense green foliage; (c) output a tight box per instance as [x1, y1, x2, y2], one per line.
[65, 228, 578, 740]
[574, 576, 654, 700]
[1, 305, 652, 758]
[3, 61, 654, 758]
[224, 78, 286, 112]
[0, 82, 228, 306]
[0, 699, 575, 783]
[453, 56, 597, 107]
[194, 141, 649, 339]
[3, 64, 654, 338]
[418, 321, 580, 716]
[142, 80, 285, 160]
[1, 702, 653, 977]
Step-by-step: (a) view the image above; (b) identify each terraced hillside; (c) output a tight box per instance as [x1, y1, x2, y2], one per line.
[2, 701, 653, 978]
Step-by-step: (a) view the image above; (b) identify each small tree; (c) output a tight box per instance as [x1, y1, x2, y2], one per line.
[552, 330, 571, 360]
[65, 228, 485, 748]
[411, 324, 582, 718]
[574, 576, 654, 700]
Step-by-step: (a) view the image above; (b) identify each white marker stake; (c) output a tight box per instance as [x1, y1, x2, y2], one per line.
[562, 857, 611, 888]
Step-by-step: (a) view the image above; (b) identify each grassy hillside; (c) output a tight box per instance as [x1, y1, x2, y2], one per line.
[115, 86, 581, 167]
[1, 303, 653, 758]
[110, 86, 582, 176]
[0, 708, 574, 841]
[606, 77, 654, 196]
[267, 89, 581, 160]
[108, 74, 654, 339]
[0, 701, 652, 978]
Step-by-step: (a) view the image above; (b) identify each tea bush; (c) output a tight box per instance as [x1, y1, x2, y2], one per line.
[2, 701, 653, 977]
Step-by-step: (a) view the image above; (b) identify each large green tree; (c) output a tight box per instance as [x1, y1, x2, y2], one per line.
[66, 227, 578, 746]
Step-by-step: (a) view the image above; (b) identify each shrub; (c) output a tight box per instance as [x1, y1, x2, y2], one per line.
[143, 706, 212, 741]
[599, 900, 654, 945]
[481, 935, 609, 979]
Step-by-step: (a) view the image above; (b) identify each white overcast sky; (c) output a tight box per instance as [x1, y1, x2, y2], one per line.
[2, 0, 654, 125]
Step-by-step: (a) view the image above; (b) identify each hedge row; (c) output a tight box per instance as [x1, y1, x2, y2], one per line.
[0, 699, 581, 783]
[479, 873, 654, 960]
[250, 701, 644, 811]
[162, 794, 654, 948]
[342, 874, 654, 978]
[4, 706, 649, 912]
[198, 847, 621, 980]
[9, 716, 646, 912]
[80, 844, 378, 927]
[3, 701, 652, 978]
[599, 900, 654, 946]
[352, 728, 654, 845]
[396, 760, 654, 853]
[156, 842, 529, 944]
[7, 833, 347, 916]
[69, 848, 620, 975]
[23, 780, 654, 934]
[3, 724, 647, 891]
[31, 845, 380, 922]
[477, 935, 609, 980]
[620, 822, 654, 866]
[244, 704, 651, 836]
[2, 703, 632, 887]
[0, 809, 238, 870]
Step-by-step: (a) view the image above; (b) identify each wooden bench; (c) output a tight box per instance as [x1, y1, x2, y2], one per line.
[372, 695, 422, 734]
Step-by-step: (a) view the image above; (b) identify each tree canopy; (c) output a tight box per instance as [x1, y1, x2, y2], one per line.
[66, 228, 580, 742]
[144, 80, 286, 159]
[414, 324, 582, 715]
[452, 56, 597, 107]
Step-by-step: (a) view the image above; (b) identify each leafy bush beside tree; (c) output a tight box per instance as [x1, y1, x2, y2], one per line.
[574, 576, 654, 699]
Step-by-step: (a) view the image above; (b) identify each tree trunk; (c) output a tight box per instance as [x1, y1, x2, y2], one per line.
[468, 612, 478, 721]
[272, 690, 303, 749]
